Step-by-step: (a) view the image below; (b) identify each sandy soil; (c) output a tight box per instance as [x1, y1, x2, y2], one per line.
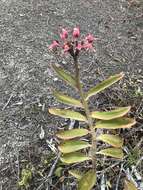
[0, 0, 143, 189]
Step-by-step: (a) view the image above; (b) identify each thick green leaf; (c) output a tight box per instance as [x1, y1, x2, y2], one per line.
[124, 179, 138, 190]
[61, 152, 91, 164]
[91, 106, 131, 120]
[97, 148, 124, 159]
[94, 118, 136, 129]
[53, 91, 83, 108]
[69, 170, 83, 180]
[54, 167, 63, 177]
[56, 129, 89, 140]
[49, 108, 87, 121]
[85, 73, 124, 100]
[52, 64, 77, 88]
[59, 140, 91, 153]
[78, 170, 96, 190]
[97, 134, 123, 147]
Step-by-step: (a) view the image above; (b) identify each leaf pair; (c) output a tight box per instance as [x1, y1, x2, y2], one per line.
[52, 64, 124, 100]
[49, 108, 135, 128]
[60, 146, 123, 163]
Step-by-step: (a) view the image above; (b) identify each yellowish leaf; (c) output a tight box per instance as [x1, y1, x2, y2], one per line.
[124, 179, 138, 190]
[97, 134, 123, 147]
[49, 108, 87, 122]
[91, 107, 131, 120]
[97, 148, 124, 159]
[52, 64, 77, 88]
[56, 129, 89, 140]
[53, 91, 83, 108]
[85, 73, 124, 100]
[61, 152, 91, 164]
[59, 140, 91, 153]
[78, 170, 96, 190]
[94, 118, 136, 129]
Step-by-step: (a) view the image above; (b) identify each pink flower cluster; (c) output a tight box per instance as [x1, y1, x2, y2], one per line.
[49, 27, 95, 56]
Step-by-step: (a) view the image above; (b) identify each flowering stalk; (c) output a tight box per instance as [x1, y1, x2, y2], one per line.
[73, 55, 96, 170]
[49, 27, 97, 171]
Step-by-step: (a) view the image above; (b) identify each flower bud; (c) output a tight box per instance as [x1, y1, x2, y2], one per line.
[63, 43, 70, 52]
[49, 40, 60, 50]
[76, 42, 83, 50]
[85, 34, 94, 43]
[73, 27, 80, 38]
[60, 28, 68, 40]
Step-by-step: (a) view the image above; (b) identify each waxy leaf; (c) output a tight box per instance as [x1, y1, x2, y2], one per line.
[97, 134, 123, 147]
[97, 148, 124, 159]
[78, 170, 96, 190]
[124, 179, 138, 190]
[85, 73, 124, 100]
[69, 170, 83, 180]
[52, 64, 77, 88]
[54, 167, 63, 177]
[61, 152, 91, 164]
[56, 129, 89, 140]
[94, 118, 136, 129]
[53, 91, 83, 108]
[59, 140, 91, 153]
[91, 106, 131, 120]
[49, 108, 87, 122]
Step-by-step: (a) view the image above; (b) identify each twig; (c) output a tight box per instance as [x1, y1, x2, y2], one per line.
[46, 139, 58, 154]
[97, 161, 122, 175]
[115, 163, 123, 190]
[17, 153, 20, 181]
[48, 153, 61, 178]
[101, 172, 106, 190]
[2, 93, 13, 111]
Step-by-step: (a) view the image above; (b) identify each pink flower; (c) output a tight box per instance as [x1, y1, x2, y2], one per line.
[60, 28, 68, 40]
[83, 42, 93, 49]
[63, 43, 70, 52]
[76, 42, 83, 50]
[49, 40, 60, 50]
[85, 34, 94, 43]
[73, 27, 80, 38]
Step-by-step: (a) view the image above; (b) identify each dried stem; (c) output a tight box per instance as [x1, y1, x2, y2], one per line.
[73, 56, 97, 171]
